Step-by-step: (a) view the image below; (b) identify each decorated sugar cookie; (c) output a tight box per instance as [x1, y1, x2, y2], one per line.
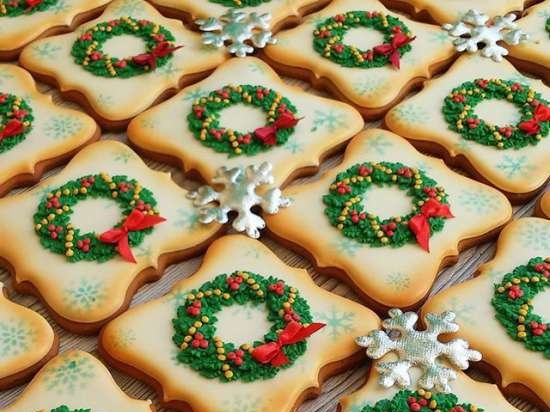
[378, 0, 526, 25]
[264, 129, 512, 311]
[262, 0, 456, 119]
[127, 57, 364, 187]
[385, 54, 550, 203]
[507, 0, 550, 84]
[147, 0, 331, 32]
[535, 191, 550, 218]
[0, 350, 153, 411]
[0, 140, 221, 334]
[0, 64, 99, 197]
[18, 0, 228, 131]
[0, 0, 110, 60]
[0, 282, 58, 390]
[423, 217, 550, 410]
[100, 235, 379, 412]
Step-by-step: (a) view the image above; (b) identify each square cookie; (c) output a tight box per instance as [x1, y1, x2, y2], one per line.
[385, 54, 550, 203]
[127, 56, 364, 187]
[262, 0, 456, 119]
[100, 235, 379, 412]
[423, 218, 550, 410]
[265, 129, 512, 312]
[0, 64, 99, 197]
[0, 0, 110, 60]
[0, 140, 222, 334]
[19, 0, 228, 131]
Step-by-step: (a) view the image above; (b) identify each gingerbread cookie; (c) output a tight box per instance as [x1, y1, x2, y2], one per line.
[262, 0, 456, 119]
[100, 235, 379, 412]
[378, 0, 526, 25]
[423, 217, 550, 410]
[128, 56, 364, 187]
[385, 54, 549, 203]
[0, 0, 110, 60]
[0, 64, 99, 197]
[340, 309, 518, 412]
[507, 0, 550, 85]
[18, 0, 228, 131]
[0, 350, 153, 411]
[535, 191, 550, 218]
[264, 129, 512, 312]
[0, 140, 222, 334]
[147, 0, 331, 33]
[0, 282, 58, 390]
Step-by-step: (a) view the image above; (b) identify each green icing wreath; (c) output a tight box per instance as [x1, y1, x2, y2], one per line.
[33, 173, 163, 263]
[0, 0, 58, 17]
[313, 11, 415, 69]
[492, 257, 550, 358]
[188, 84, 300, 157]
[208, 0, 272, 6]
[71, 17, 182, 78]
[359, 389, 484, 412]
[172, 271, 325, 382]
[43, 407, 91, 412]
[443, 78, 550, 149]
[546, 17, 550, 38]
[323, 162, 452, 250]
[0, 92, 33, 154]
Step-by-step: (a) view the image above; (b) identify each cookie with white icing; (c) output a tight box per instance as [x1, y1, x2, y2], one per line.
[0, 282, 58, 390]
[0, 140, 222, 334]
[0, 350, 153, 411]
[378, 0, 527, 25]
[264, 129, 512, 312]
[262, 0, 456, 119]
[535, 191, 550, 218]
[423, 218, 550, 410]
[0, 64, 99, 197]
[100, 234, 379, 412]
[0, 0, 110, 60]
[148, 0, 331, 32]
[340, 355, 520, 412]
[127, 56, 364, 187]
[18, 0, 228, 131]
[385, 54, 549, 203]
[507, 0, 550, 85]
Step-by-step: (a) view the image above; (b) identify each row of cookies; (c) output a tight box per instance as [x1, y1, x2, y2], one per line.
[1, 215, 548, 410]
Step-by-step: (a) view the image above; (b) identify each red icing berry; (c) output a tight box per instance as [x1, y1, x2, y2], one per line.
[508, 284, 523, 299]
[90, 51, 102, 61]
[530, 321, 547, 336]
[476, 79, 489, 88]
[397, 167, 413, 178]
[336, 182, 352, 194]
[334, 14, 345, 22]
[332, 44, 344, 53]
[358, 165, 372, 176]
[115, 60, 127, 68]
[268, 281, 285, 296]
[191, 332, 208, 349]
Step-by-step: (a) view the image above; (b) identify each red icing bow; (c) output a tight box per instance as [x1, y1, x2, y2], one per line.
[254, 112, 302, 145]
[518, 104, 550, 135]
[408, 198, 453, 252]
[373, 31, 416, 69]
[0, 119, 24, 141]
[132, 42, 183, 69]
[252, 321, 325, 367]
[99, 209, 166, 263]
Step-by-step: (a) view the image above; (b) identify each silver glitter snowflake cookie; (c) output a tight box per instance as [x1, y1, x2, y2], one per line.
[196, 9, 277, 57]
[187, 162, 291, 238]
[442, 9, 529, 62]
[356, 309, 481, 393]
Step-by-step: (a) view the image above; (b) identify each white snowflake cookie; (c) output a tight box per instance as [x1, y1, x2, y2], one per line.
[188, 162, 290, 238]
[197, 9, 277, 57]
[442, 9, 529, 62]
[356, 308, 481, 392]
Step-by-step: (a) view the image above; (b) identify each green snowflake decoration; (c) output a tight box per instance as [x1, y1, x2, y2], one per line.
[64, 279, 106, 312]
[496, 154, 533, 178]
[315, 305, 355, 341]
[44, 115, 83, 140]
[44, 353, 95, 394]
[0, 320, 34, 358]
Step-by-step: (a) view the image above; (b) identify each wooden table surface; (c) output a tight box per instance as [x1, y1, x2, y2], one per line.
[0, 56, 545, 412]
